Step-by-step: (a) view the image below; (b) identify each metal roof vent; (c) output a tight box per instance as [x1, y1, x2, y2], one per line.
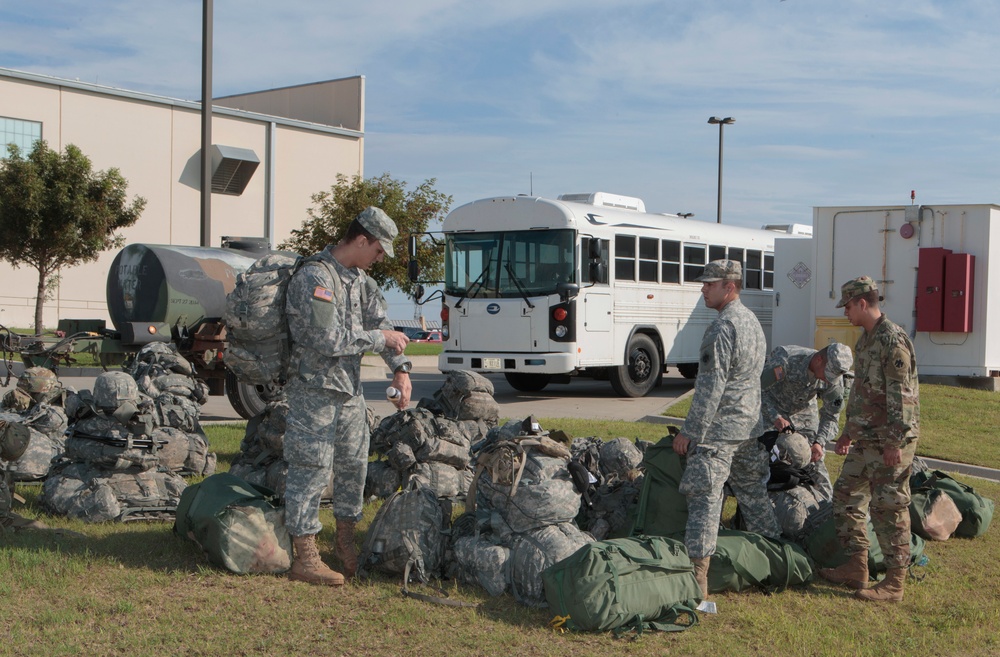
[210, 144, 259, 196]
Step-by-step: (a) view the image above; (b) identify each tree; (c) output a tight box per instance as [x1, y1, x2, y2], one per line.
[0, 141, 146, 334]
[281, 173, 451, 298]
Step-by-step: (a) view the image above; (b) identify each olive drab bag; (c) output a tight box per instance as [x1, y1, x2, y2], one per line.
[542, 535, 700, 634]
[628, 433, 688, 539]
[910, 469, 994, 539]
[707, 529, 814, 594]
[223, 253, 348, 387]
[174, 472, 292, 574]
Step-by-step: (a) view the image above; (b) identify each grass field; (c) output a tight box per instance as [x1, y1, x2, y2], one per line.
[664, 383, 1000, 471]
[2, 393, 999, 656]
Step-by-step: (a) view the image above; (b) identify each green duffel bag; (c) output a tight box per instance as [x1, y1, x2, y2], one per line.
[911, 470, 994, 538]
[708, 529, 814, 594]
[174, 472, 292, 575]
[628, 433, 688, 539]
[542, 535, 700, 635]
[803, 514, 926, 575]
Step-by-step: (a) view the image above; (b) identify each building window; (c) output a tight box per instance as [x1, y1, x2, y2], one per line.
[1, 117, 42, 153]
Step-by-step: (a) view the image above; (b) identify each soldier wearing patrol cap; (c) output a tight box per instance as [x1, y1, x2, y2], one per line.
[671, 259, 772, 599]
[819, 276, 920, 603]
[282, 206, 414, 587]
[752, 341, 854, 500]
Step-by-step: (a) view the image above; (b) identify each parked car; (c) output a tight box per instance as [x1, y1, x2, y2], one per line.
[395, 326, 427, 340]
[411, 330, 442, 343]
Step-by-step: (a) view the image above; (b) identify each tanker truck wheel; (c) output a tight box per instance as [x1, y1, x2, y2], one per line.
[225, 370, 270, 420]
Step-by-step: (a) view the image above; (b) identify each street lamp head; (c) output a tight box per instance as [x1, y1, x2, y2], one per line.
[708, 116, 735, 125]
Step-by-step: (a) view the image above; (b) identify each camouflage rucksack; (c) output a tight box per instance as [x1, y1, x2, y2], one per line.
[223, 253, 342, 387]
[41, 461, 187, 523]
[358, 486, 450, 583]
[3, 367, 63, 411]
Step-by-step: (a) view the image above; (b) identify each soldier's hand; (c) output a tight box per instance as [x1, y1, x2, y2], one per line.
[773, 416, 792, 432]
[673, 433, 691, 456]
[882, 446, 902, 467]
[834, 434, 852, 456]
[382, 329, 409, 355]
[390, 370, 412, 410]
[810, 443, 824, 463]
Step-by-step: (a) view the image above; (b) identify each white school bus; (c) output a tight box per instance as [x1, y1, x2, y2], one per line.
[435, 193, 810, 397]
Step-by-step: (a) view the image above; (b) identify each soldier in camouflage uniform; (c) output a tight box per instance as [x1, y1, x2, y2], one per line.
[819, 276, 920, 603]
[672, 260, 769, 599]
[752, 342, 854, 500]
[283, 207, 414, 587]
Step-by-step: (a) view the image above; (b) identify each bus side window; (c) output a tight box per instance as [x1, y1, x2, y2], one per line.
[764, 253, 775, 289]
[683, 244, 706, 283]
[662, 239, 681, 283]
[615, 235, 636, 281]
[745, 249, 763, 289]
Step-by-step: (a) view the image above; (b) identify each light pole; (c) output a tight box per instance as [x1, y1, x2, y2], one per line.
[707, 116, 734, 224]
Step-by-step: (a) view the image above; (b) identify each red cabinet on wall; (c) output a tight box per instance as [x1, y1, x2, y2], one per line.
[943, 252, 975, 333]
[916, 247, 951, 332]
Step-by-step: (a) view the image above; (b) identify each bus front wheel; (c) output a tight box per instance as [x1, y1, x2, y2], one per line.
[505, 372, 551, 392]
[610, 333, 661, 397]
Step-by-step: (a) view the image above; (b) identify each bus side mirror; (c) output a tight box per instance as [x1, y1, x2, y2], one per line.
[590, 262, 608, 284]
[407, 258, 419, 282]
[557, 282, 580, 302]
[589, 239, 603, 261]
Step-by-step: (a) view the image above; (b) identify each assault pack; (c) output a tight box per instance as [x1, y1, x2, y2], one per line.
[223, 252, 342, 387]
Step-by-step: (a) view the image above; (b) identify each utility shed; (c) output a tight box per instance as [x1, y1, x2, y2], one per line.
[773, 203, 1000, 379]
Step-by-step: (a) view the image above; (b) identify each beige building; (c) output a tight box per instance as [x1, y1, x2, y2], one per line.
[0, 67, 365, 328]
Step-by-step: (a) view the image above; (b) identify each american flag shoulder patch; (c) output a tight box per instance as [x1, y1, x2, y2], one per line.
[313, 286, 334, 302]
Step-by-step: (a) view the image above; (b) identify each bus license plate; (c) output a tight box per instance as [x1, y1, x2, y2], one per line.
[482, 358, 502, 370]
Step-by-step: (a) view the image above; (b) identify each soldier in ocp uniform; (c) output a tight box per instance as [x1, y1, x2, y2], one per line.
[819, 276, 920, 603]
[752, 342, 854, 500]
[672, 259, 771, 599]
[282, 207, 413, 587]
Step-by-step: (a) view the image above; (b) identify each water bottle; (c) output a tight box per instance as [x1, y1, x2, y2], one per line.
[386, 386, 401, 402]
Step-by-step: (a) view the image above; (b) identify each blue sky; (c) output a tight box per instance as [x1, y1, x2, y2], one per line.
[3, 1, 1000, 319]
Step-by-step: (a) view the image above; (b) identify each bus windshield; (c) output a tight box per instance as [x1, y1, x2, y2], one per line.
[445, 229, 576, 298]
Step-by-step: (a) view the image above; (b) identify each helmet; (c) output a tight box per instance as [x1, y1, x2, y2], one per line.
[93, 372, 140, 411]
[17, 367, 60, 402]
[0, 419, 31, 462]
[773, 432, 811, 470]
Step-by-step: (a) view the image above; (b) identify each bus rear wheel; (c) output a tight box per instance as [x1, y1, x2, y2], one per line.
[610, 333, 661, 397]
[504, 372, 552, 392]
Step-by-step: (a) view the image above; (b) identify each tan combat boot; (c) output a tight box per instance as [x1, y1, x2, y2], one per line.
[690, 556, 711, 599]
[334, 518, 359, 579]
[818, 552, 869, 590]
[289, 534, 345, 586]
[855, 567, 906, 602]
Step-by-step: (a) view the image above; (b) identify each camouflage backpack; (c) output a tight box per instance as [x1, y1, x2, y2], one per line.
[509, 522, 594, 607]
[358, 486, 451, 584]
[1, 413, 61, 482]
[2, 367, 63, 412]
[41, 461, 187, 523]
[223, 253, 343, 387]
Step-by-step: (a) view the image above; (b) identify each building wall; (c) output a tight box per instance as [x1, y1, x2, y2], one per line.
[0, 69, 364, 329]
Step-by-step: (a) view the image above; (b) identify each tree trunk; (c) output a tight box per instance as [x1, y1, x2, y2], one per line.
[34, 266, 47, 336]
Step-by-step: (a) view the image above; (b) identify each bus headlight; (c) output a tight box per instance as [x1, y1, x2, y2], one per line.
[554, 325, 568, 338]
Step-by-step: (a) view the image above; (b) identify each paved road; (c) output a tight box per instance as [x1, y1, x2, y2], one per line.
[2, 356, 695, 425]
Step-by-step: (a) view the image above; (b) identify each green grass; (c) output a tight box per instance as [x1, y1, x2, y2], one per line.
[663, 383, 1000, 471]
[3, 412, 999, 656]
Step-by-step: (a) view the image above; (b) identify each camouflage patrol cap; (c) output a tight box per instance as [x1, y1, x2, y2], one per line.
[695, 259, 742, 282]
[836, 275, 878, 308]
[355, 207, 398, 258]
[93, 371, 139, 411]
[773, 431, 811, 470]
[17, 367, 59, 396]
[824, 343, 854, 384]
